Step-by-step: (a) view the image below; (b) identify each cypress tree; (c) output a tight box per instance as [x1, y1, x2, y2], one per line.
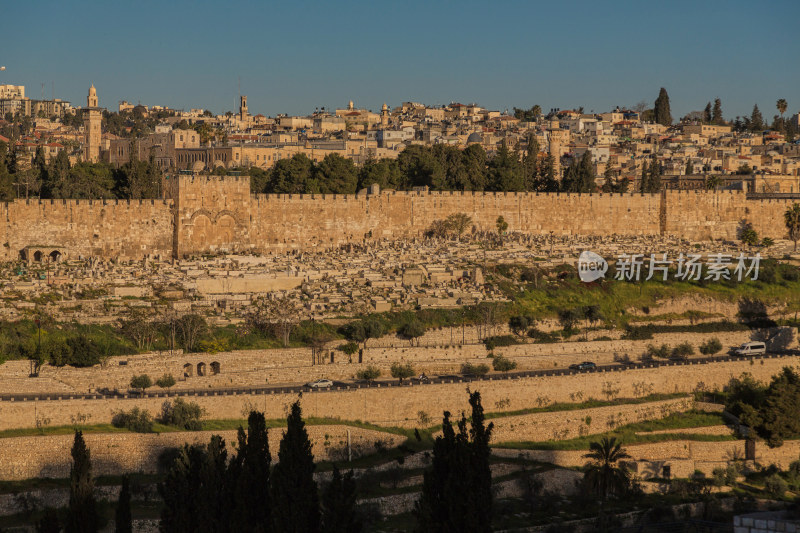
[159, 444, 206, 533]
[712, 98, 724, 125]
[750, 104, 765, 131]
[487, 140, 523, 192]
[115, 476, 132, 533]
[66, 431, 98, 533]
[414, 391, 494, 533]
[231, 411, 273, 532]
[648, 159, 662, 192]
[703, 102, 712, 123]
[522, 134, 539, 191]
[271, 401, 320, 533]
[578, 151, 596, 192]
[321, 465, 362, 533]
[653, 88, 672, 126]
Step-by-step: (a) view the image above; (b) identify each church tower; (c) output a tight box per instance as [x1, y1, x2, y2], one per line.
[380, 102, 389, 128]
[83, 84, 101, 163]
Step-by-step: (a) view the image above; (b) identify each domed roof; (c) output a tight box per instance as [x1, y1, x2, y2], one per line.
[192, 160, 206, 172]
[88, 84, 96, 96]
[467, 132, 483, 144]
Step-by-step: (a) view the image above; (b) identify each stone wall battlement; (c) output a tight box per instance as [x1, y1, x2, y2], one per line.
[2, 174, 796, 260]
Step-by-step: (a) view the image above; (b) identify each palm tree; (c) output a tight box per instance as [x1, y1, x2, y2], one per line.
[777, 99, 788, 118]
[583, 437, 632, 500]
[785, 203, 800, 252]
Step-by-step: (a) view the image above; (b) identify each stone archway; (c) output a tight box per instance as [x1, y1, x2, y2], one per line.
[33, 251, 43, 262]
[197, 362, 207, 377]
[210, 361, 221, 375]
[49, 250, 62, 262]
[183, 363, 193, 378]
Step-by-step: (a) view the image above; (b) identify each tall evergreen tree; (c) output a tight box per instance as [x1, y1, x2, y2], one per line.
[314, 153, 358, 194]
[271, 401, 320, 533]
[115, 475, 132, 533]
[33, 145, 48, 185]
[321, 465, 362, 533]
[66, 431, 98, 533]
[712, 98, 724, 125]
[231, 411, 273, 533]
[750, 104, 765, 131]
[653, 88, 672, 126]
[578, 151, 596, 192]
[159, 444, 206, 533]
[646, 158, 662, 193]
[703, 102, 712, 123]
[42, 150, 70, 199]
[487, 140, 523, 191]
[534, 154, 558, 192]
[521, 134, 539, 191]
[414, 391, 494, 533]
[461, 144, 488, 191]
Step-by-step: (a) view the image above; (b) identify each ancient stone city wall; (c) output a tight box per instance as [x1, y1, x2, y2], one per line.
[0, 198, 174, 261]
[2, 176, 796, 259]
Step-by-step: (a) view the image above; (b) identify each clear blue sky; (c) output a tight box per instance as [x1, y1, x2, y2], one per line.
[3, 0, 798, 120]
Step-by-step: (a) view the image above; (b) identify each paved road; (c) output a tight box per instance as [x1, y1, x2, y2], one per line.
[1, 351, 797, 402]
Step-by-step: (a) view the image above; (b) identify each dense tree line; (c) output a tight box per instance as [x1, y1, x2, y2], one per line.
[248, 136, 594, 195]
[0, 142, 163, 201]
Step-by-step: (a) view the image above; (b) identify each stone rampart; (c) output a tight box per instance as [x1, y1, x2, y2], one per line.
[2, 177, 796, 260]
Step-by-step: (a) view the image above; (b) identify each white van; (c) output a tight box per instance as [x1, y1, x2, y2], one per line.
[735, 342, 767, 356]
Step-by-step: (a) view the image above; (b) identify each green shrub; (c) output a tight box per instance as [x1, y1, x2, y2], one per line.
[356, 365, 381, 381]
[671, 342, 694, 360]
[155, 374, 176, 388]
[461, 363, 489, 377]
[527, 328, 560, 343]
[390, 362, 414, 380]
[645, 344, 671, 359]
[112, 407, 154, 433]
[130, 374, 152, 392]
[764, 473, 788, 498]
[483, 335, 520, 350]
[699, 338, 723, 355]
[159, 398, 204, 431]
[492, 355, 517, 372]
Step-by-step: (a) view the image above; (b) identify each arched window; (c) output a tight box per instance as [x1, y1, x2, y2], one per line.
[183, 363, 193, 378]
[197, 362, 207, 377]
[33, 250, 43, 262]
[210, 361, 220, 375]
[49, 250, 61, 262]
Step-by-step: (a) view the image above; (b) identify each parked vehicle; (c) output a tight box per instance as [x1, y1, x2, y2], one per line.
[306, 379, 334, 389]
[569, 361, 597, 371]
[412, 373, 430, 383]
[734, 342, 766, 356]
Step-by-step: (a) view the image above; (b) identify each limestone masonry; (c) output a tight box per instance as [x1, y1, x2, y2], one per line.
[1, 174, 794, 261]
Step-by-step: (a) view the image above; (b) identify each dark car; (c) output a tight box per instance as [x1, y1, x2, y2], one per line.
[569, 361, 597, 371]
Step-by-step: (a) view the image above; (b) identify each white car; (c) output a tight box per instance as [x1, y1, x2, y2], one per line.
[735, 342, 766, 356]
[306, 379, 334, 389]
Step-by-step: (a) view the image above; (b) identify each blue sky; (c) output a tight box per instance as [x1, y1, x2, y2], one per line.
[2, 0, 798, 120]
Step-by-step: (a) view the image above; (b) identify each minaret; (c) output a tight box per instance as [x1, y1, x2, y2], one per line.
[83, 84, 101, 163]
[239, 95, 248, 121]
[548, 117, 569, 179]
[380, 102, 389, 128]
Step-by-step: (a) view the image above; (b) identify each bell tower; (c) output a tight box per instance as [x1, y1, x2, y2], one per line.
[83, 84, 101, 163]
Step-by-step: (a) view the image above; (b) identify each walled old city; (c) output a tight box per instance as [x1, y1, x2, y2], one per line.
[3, 71, 800, 532]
